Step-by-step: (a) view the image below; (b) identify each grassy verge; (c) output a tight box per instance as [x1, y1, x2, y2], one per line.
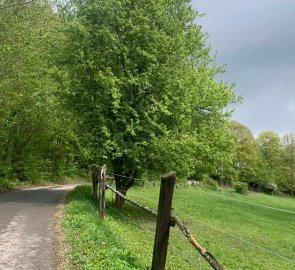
[62, 185, 147, 270]
[0, 179, 30, 191]
[63, 184, 295, 270]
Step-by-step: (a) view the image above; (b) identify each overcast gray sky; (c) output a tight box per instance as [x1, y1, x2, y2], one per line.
[192, 0, 295, 136]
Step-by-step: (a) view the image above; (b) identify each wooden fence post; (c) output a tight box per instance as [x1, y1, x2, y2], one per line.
[99, 164, 106, 221]
[92, 165, 98, 199]
[151, 171, 176, 270]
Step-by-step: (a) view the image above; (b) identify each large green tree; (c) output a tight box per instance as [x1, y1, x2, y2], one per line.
[0, 1, 78, 182]
[62, 0, 236, 207]
[281, 132, 295, 196]
[228, 120, 257, 182]
[255, 131, 284, 186]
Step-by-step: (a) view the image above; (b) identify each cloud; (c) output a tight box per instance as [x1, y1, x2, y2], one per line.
[286, 99, 295, 113]
[192, 0, 295, 134]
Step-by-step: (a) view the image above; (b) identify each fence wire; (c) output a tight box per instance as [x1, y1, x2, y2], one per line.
[106, 203, 192, 269]
[175, 210, 295, 265]
[129, 193, 295, 265]
[108, 172, 155, 184]
[107, 173, 295, 215]
[106, 203, 154, 233]
[197, 189, 295, 215]
[102, 170, 295, 266]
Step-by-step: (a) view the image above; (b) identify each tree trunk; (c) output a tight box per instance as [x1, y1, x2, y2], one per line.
[115, 190, 126, 209]
[92, 165, 99, 199]
[114, 171, 136, 209]
[111, 157, 137, 208]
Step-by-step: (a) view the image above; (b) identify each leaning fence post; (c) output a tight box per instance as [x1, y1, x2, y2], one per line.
[151, 171, 176, 270]
[99, 164, 106, 221]
[92, 165, 98, 199]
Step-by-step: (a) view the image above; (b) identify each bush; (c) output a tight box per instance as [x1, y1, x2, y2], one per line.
[202, 175, 218, 191]
[262, 182, 278, 194]
[0, 179, 17, 191]
[233, 182, 248, 194]
[202, 174, 211, 181]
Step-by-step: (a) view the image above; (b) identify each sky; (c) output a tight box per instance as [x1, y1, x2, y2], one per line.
[192, 0, 295, 136]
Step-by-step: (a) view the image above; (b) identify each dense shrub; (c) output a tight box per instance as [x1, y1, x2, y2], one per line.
[233, 182, 248, 194]
[0, 179, 17, 191]
[262, 182, 278, 194]
[202, 174, 218, 190]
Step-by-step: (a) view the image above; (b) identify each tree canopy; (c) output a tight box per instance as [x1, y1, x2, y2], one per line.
[228, 120, 257, 181]
[281, 132, 295, 195]
[61, 0, 236, 207]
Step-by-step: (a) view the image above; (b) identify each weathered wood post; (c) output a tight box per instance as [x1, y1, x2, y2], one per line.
[92, 165, 99, 199]
[99, 164, 106, 221]
[151, 171, 176, 270]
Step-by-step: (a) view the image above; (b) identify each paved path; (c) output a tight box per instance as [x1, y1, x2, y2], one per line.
[0, 185, 76, 270]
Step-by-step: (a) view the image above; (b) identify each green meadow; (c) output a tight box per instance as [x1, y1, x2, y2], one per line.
[63, 184, 295, 270]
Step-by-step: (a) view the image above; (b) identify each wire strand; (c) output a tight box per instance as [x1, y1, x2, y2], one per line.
[128, 193, 295, 265]
[108, 172, 146, 183]
[107, 172, 295, 215]
[104, 170, 295, 264]
[106, 203, 154, 233]
[175, 210, 295, 265]
[197, 189, 295, 215]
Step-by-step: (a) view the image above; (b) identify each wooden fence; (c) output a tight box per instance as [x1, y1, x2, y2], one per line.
[91, 165, 226, 270]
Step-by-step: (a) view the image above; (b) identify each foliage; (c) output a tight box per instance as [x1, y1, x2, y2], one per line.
[255, 131, 284, 185]
[262, 182, 278, 195]
[233, 181, 248, 194]
[202, 174, 218, 190]
[0, 179, 18, 191]
[1, 0, 294, 201]
[281, 132, 295, 196]
[0, 1, 82, 184]
[225, 123, 295, 196]
[228, 121, 257, 181]
[61, 0, 236, 206]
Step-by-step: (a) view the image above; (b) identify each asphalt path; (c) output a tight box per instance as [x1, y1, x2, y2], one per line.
[0, 185, 76, 270]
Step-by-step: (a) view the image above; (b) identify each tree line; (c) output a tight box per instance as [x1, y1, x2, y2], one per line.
[225, 121, 295, 196]
[0, 1, 80, 183]
[0, 0, 293, 200]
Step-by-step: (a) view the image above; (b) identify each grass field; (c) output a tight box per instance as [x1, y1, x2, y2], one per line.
[63, 184, 295, 270]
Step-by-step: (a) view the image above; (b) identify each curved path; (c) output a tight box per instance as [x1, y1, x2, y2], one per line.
[0, 185, 76, 270]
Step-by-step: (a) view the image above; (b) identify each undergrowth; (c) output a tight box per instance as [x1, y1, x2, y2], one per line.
[0, 177, 87, 192]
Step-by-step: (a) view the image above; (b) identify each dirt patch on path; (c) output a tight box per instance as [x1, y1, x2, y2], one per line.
[55, 189, 74, 270]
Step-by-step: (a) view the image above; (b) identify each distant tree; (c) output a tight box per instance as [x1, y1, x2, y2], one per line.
[255, 131, 284, 186]
[281, 132, 295, 196]
[62, 0, 236, 208]
[228, 121, 257, 182]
